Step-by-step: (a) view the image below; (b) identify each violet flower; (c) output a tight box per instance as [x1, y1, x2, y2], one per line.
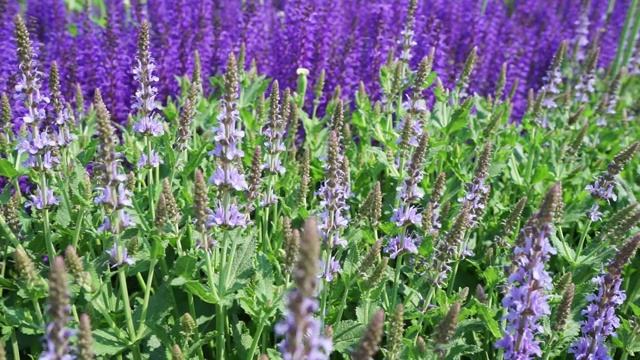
[25, 186, 59, 210]
[495, 184, 561, 359]
[105, 243, 136, 268]
[569, 235, 640, 360]
[317, 131, 349, 249]
[207, 53, 248, 229]
[131, 20, 163, 139]
[384, 232, 421, 260]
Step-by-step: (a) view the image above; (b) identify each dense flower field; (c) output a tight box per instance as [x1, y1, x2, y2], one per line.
[1, 0, 640, 359]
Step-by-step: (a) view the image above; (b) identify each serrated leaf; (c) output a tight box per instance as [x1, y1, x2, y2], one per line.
[550, 234, 575, 262]
[173, 255, 198, 279]
[225, 231, 257, 296]
[93, 329, 128, 355]
[184, 281, 219, 304]
[473, 301, 501, 339]
[55, 204, 71, 227]
[0, 159, 19, 178]
[333, 320, 365, 353]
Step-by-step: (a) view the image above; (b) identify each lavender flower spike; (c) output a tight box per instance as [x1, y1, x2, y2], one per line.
[132, 20, 164, 138]
[40, 257, 73, 360]
[207, 53, 248, 228]
[569, 234, 640, 360]
[276, 217, 333, 360]
[317, 130, 349, 249]
[495, 183, 561, 359]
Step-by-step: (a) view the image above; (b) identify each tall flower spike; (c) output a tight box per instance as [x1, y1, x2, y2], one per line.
[495, 183, 561, 359]
[541, 41, 567, 109]
[263, 81, 286, 176]
[77, 314, 95, 360]
[456, 46, 477, 98]
[430, 202, 471, 286]
[387, 304, 404, 360]
[176, 96, 194, 151]
[553, 283, 575, 332]
[434, 302, 461, 358]
[207, 53, 247, 228]
[132, 20, 163, 138]
[41, 257, 73, 360]
[193, 169, 211, 234]
[15, 247, 38, 285]
[570, 234, 640, 359]
[283, 217, 299, 272]
[247, 146, 263, 208]
[351, 309, 385, 360]
[585, 142, 640, 219]
[298, 148, 310, 207]
[494, 63, 507, 102]
[460, 142, 492, 228]
[317, 131, 349, 249]
[496, 196, 527, 246]
[276, 216, 333, 360]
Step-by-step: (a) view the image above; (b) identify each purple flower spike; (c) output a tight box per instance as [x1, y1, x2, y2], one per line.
[496, 184, 561, 359]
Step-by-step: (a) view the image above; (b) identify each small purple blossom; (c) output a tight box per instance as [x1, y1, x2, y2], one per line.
[319, 257, 342, 282]
[586, 180, 617, 203]
[586, 205, 603, 222]
[137, 149, 164, 169]
[105, 243, 136, 268]
[25, 186, 59, 210]
[384, 233, 421, 259]
[208, 202, 248, 229]
[391, 204, 422, 227]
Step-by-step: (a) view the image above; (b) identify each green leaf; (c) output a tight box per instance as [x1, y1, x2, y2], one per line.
[332, 320, 365, 353]
[224, 231, 258, 296]
[0, 159, 18, 178]
[0, 184, 11, 205]
[93, 329, 128, 356]
[173, 254, 198, 279]
[473, 301, 501, 339]
[184, 281, 219, 304]
[55, 203, 71, 228]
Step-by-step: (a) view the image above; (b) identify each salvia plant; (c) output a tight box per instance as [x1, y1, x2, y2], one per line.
[0, 1, 640, 360]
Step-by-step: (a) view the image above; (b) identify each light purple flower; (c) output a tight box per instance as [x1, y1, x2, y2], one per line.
[25, 186, 59, 210]
[105, 243, 136, 268]
[319, 257, 342, 282]
[137, 149, 164, 169]
[209, 202, 248, 229]
[586, 205, 603, 222]
[384, 233, 421, 259]
[391, 205, 422, 227]
[569, 273, 625, 360]
[276, 292, 333, 360]
[495, 217, 556, 359]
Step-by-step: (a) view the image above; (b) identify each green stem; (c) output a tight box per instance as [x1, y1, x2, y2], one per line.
[10, 328, 20, 360]
[623, 3, 640, 67]
[414, 287, 435, 342]
[187, 292, 206, 360]
[146, 138, 156, 222]
[32, 298, 44, 324]
[320, 246, 333, 325]
[612, 0, 639, 75]
[136, 259, 157, 338]
[575, 219, 593, 262]
[333, 277, 356, 325]
[216, 231, 230, 360]
[71, 206, 86, 250]
[246, 322, 265, 360]
[42, 208, 56, 262]
[391, 253, 405, 307]
[448, 260, 460, 296]
[118, 266, 140, 359]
